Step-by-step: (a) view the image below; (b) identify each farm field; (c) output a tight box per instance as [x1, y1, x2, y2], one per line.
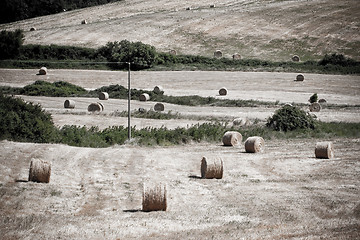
[0, 69, 360, 239]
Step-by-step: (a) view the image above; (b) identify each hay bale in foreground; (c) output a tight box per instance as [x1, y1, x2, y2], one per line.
[28, 158, 51, 183]
[142, 183, 167, 212]
[64, 99, 75, 109]
[296, 74, 304, 81]
[154, 103, 165, 112]
[232, 53, 241, 60]
[201, 157, 223, 179]
[99, 92, 109, 100]
[219, 87, 228, 96]
[292, 55, 300, 62]
[245, 136, 265, 153]
[309, 102, 321, 112]
[38, 67, 47, 75]
[139, 93, 150, 102]
[88, 102, 103, 112]
[222, 131, 242, 146]
[153, 86, 164, 94]
[214, 50, 223, 58]
[315, 142, 334, 159]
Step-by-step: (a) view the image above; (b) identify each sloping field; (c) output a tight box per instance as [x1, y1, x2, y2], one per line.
[0, 0, 359, 61]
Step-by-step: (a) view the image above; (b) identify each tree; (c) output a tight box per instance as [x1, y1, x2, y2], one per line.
[0, 29, 24, 59]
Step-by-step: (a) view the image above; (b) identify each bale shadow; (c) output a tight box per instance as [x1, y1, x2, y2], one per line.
[188, 175, 202, 179]
[123, 209, 142, 213]
[15, 179, 29, 183]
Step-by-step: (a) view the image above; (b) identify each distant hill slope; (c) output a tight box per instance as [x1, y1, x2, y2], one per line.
[0, 0, 359, 61]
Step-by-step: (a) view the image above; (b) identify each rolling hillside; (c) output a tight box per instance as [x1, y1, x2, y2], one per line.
[0, 0, 359, 61]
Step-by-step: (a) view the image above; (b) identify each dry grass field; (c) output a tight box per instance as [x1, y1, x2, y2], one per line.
[0, 0, 359, 60]
[0, 69, 359, 239]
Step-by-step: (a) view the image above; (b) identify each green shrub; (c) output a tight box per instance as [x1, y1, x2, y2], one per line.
[0, 29, 24, 59]
[0, 94, 58, 142]
[266, 105, 317, 131]
[22, 80, 88, 97]
[309, 93, 318, 103]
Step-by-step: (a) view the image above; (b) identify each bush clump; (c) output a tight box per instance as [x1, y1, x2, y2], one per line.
[266, 105, 317, 131]
[0, 94, 58, 142]
[22, 80, 88, 97]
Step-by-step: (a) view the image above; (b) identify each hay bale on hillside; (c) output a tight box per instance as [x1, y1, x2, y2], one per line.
[28, 158, 51, 183]
[318, 98, 327, 104]
[142, 183, 167, 212]
[296, 74, 304, 81]
[210, 4, 215, 8]
[99, 92, 109, 100]
[169, 50, 177, 55]
[201, 157, 223, 179]
[245, 136, 265, 153]
[38, 67, 47, 75]
[139, 93, 150, 102]
[88, 102, 103, 112]
[232, 53, 241, 60]
[30, 27, 36, 31]
[222, 131, 242, 146]
[219, 87, 228, 96]
[154, 103, 165, 112]
[214, 50, 223, 58]
[81, 20, 87, 24]
[292, 55, 300, 62]
[64, 99, 75, 109]
[309, 102, 321, 112]
[153, 86, 164, 94]
[315, 142, 334, 159]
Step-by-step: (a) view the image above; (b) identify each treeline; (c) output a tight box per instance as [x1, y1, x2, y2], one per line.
[0, 0, 124, 24]
[1, 29, 359, 73]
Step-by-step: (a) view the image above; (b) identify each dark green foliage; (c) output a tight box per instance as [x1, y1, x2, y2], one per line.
[96, 40, 157, 70]
[0, 30, 24, 59]
[21, 80, 88, 97]
[266, 105, 317, 131]
[0, 94, 58, 142]
[309, 93, 318, 103]
[0, 0, 123, 24]
[319, 53, 358, 67]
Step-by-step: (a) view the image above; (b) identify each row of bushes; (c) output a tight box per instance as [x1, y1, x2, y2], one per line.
[1, 29, 359, 73]
[1, 94, 359, 147]
[0, 0, 124, 24]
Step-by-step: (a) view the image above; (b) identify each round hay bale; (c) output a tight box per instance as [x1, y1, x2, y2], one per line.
[138, 107, 146, 113]
[38, 67, 47, 75]
[169, 50, 177, 55]
[28, 158, 51, 183]
[88, 103, 103, 112]
[284, 103, 293, 107]
[309, 102, 321, 112]
[292, 55, 300, 62]
[99, 92, 109, 100]
[81, 19, 87, 24]
[153, 86, 164, 94]
[186, 7, 191, 10]
[222, 131, 242, 146]
[245, 136, 265, 153]
[219, 87, 228, 96]
[233, 118, 251, 126]
[318, 98, 327, 104]
[30, 27, 36, 31]
[142, 183, 167, 212]
[214, 50, 223, 58]
[97, 102, 104, 111]
[154, 103, 165, 112]
[139, 93, 150, 102]
[296, 74, 304, 81]
[315, 142, 334, 159]
[64, 99, 75, 109]
[210, 4, 215, 8]
[201, 157, 223, 179]
[232, 53, 241, 60]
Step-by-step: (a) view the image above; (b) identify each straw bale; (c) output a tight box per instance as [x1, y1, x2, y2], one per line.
[222, 131, 242, 146]
[81, 20, 87, 24]
[318, 98, 327, 104]
[214, 50, 223, 58]
[28, 158, 51, 183]
[245, 136, 265, 153]
[232, 53, 241, 60]
[233, 118, 250, 126]
[64, 99, 75, 109]
[88, 103, 103, 112]
[309, 102, 321, 112]
[292, 55, 300, 62]
[30, 27, 36, 31]
[38, 67, 47, 75]
[296, 74, 304, 81]
[315, 142, 334, 159]
[99, 92, 109, 100]
[169, 50, 177, 55]
[154, 103, 165, 112]
[219, 87, 228, 96]
[153, 86, 164, 94]
[142, 183, 167, 212]
[139, 93, 150, 102]
[201, 157, 223, 179]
